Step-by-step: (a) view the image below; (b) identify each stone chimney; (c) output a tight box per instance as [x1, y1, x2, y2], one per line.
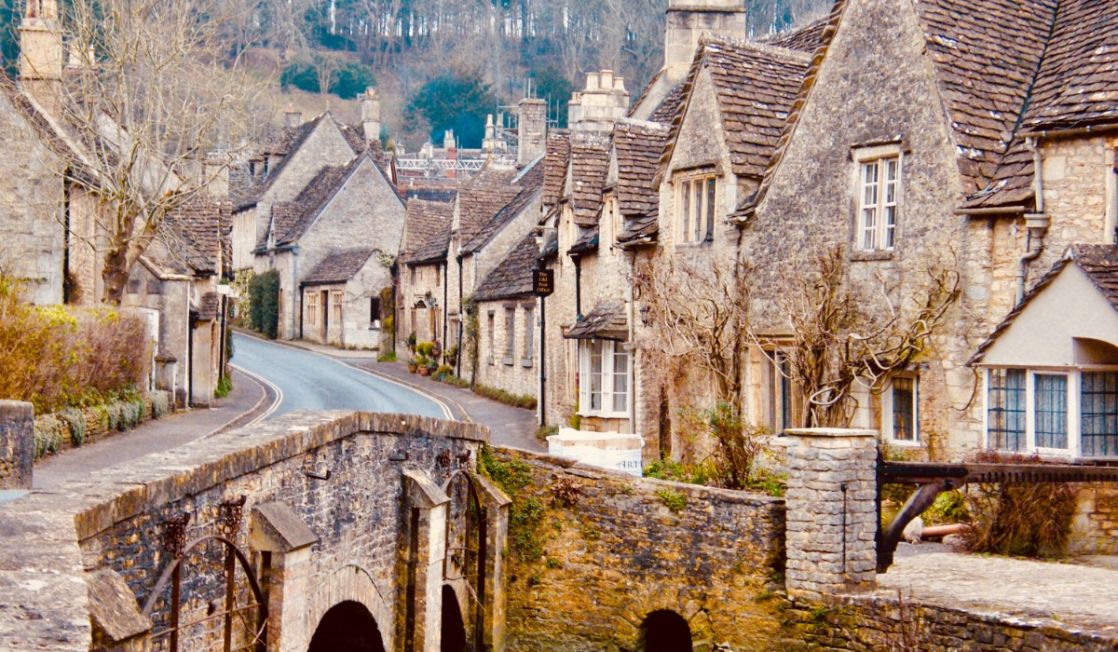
[665, 0, 746, 81]
[19, 0, 64, 109]
[360, 87, 381, 145]
[482, 114, 499, 153]
[203, 153, 230, 199]
[517, 98, 547, 166]
[284, 107, 303, 129]
[568, 70, 630, 133]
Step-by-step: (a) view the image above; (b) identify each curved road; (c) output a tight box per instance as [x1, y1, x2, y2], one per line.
[232, 333, 450, 420]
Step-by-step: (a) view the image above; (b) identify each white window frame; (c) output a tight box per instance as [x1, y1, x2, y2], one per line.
[331, 290, 343, 324]
[578, 339, 631, 418]
[883, 376, 919, 446]
[675, 173, 717, 245]
[306, 292, 318, 326]
[522, 304, 535, 368]
[853, 145, 902, 252]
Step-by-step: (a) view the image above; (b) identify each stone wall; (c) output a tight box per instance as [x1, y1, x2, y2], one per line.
[1070, 484, 1118, 555]
[783, 594, 1118, 652]
[475, 299, 538, 397]
[0, 401, 33, 490]
[493, 448, 788, 652]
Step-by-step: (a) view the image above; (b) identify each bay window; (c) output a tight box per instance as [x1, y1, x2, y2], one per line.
[985, 368, 1118, 458]
[580, 339, 630, 417]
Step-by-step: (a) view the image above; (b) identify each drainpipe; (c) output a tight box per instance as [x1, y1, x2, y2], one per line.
[455, 255, 464, 378]
[1017, 137, 1050, 305]
[574, 257, 583, 319]
[626, 250, 637, 435]
[442, 261, 449, 357]
[293, 248, 301, 339]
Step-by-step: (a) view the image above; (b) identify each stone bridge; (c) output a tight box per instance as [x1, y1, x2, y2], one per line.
[0, 410, 510, 652]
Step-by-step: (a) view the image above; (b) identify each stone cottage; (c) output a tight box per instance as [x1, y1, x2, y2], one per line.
[399, 198, 454, 346]
[300, 248, 391, 350]
[253, 152, 405, 341]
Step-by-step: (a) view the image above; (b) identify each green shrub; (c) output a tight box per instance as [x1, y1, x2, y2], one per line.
[247, 270, 280, 339]
[441, 375, 470, 388]
[59, 408, 86, 447]
[536, 424, 558, 441]
[0, 275, 148, 413]
[329, 63, 375, 99]
[416, 340, 435, 357]
[479, 445, 545, 562]
[280, 61, 320, 93]
[656, 488, 688, 513]
[472, 383, 537, 410]
[377, 350, 397, 363]
[33, 415, 67, 458]
[150, 391, 171, 419]
[215, 376, 233, 399]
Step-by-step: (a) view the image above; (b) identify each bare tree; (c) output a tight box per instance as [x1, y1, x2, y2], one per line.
[635, 255, 751, 415]
[756, 245, 961, 428]
[58, 0, 266, 303]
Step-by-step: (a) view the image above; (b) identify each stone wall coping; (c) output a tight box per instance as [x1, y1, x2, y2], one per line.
[0, 400, 33, 418]
[497, 447, 785, 507]
[785, 428, 878, 438]
[61, 411, 489, 541]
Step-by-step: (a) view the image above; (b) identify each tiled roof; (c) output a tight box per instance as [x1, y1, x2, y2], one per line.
[462, 159, 545, 255]
[234, 114, 326, 211]
[569, 225, 600, 255]
[162, 201, 228, 275]
[917, 0, 1058, 199]
[664, 36, 811, 181]
[301, 248, 377, 286]
[456, 167, 521, 244]
[403, 199, 454, 265]
[1023, 0, 1118, 133]
[543, 131, 571, 208]
[569, 132, 611, 228]
[614, 120, 669, 244]
[970, 244, 1118, 364]
[761, 16, 831, 53]
[472, 234, 540, 302]
[195, 292, 221, 322]
[564, 299, 628, 341]
[648, 80, 687, 126]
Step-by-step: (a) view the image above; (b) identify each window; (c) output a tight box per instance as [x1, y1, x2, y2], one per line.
[762, 351, 795, 434]
[857, 155, 900, 251]
[504, 307, 516, 365]
[487, 311, 495, 365]
[369, 297, 381, 329]
[579, 339, 630, 417]
[436, 265, 441, 287]
[409, 266, 416, 285]
[677, 175, 717, 244]
[1034, 374, 1068, 449]
[1081, 372, 1118, 457]
[522, 305, 535, 367]
[331, 291, 343, 324]
[987, 369, 1026, 451]
[306, 293, 318, 326]
[885, 376, 919, 443]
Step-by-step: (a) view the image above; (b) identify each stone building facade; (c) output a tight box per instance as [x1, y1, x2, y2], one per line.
[300, 248, 391, 350]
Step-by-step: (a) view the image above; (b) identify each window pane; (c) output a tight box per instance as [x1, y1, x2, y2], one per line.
[705, 178, 716, 241]
[590, 340, 603, 411]
[988, 369, 1026, 451]
[681, 180, 690, 242]
[884, 206, 896, 249]
[613, 347, 628, 413]
[1034, 374, 1068, 449]
[505, 308, 515, 357]
[1081, 372, 1118, 457]
[693, 181, 703, 242]
[524, 308, 534, 358]
[892, 377, 917, 441]
[862, 208, 877, 250]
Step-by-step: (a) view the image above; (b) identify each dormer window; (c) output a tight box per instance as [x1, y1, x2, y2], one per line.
[854, 146, 902, 252]
[677, 174, 716, 244]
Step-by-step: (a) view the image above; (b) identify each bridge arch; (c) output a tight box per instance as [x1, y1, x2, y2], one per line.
[440, 584, 468, 652]
[309, 563, 393, 650]
[638, 609, 693, 652]
[308, 600, 386, 652]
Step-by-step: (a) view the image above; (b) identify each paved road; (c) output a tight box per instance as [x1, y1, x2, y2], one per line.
[232, 333, 450, 419]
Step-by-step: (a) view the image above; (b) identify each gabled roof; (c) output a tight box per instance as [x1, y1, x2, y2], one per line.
[564, 299, 628, 341]
[661, 36, 811, 183]
[543, 131, 571, 208]
[234, 114, 327, 211]
[761, 15, 831, 53]
[160, 201, 229, 276]
[970, 244, 1118, 365]
[402, 199, 454, 266]
[569, 131, 611, 228]
[472, 234, 540, 302]
[456, 167, 521, 244]
[462, 158, 545, 255]
[301, 248, 377, 286]
[614, 120, 670, 245]
[0, 78, 100, 187]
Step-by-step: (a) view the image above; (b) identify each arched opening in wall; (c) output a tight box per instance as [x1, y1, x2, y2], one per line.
[442, 471, 487, 650]
[638, 610, 693, 652]
[440, 584, 468, 652]
[308, 600, 387, 652]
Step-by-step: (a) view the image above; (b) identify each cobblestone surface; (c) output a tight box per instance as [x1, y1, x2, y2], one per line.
[877, 550, 1118, 634]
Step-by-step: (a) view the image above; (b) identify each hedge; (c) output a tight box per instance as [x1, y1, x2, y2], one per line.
[248, 269, 280, 339]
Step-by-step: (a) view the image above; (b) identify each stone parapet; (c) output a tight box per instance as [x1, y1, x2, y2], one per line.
[784, 428, 878, 601]
[0, 401, 33, 490]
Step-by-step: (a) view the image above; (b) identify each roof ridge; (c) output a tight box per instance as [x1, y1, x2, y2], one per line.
[700, 32, 814, 63]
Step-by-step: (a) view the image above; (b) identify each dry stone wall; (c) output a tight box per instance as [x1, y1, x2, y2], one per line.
[493, 448, 788, 652]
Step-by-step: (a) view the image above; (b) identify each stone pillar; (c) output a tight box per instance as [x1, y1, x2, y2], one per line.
[402, 470, 451, 652]
[249, 502, 319, 652]
[472, 473, 511, 652]
[784, 428, 878, 601]
[0, 401, 34, 490]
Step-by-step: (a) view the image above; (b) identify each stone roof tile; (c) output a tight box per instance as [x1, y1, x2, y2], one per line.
[569, 132, 611, 228]
[614, 120, 670, 244]
[543, 131, 571, 208]
[403, 199, 454, 265]
[462, 160, 545, 255]
[564, 299, 628, 340]
[472, 234, 540, 302]
[301, 248, 377, 286]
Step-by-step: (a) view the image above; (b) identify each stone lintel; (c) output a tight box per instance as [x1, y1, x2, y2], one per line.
[469, 472, 513, 508]
[86, 569, 151, 643]
[251, 502, 318, 553]
[403, 470, 450, 508]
